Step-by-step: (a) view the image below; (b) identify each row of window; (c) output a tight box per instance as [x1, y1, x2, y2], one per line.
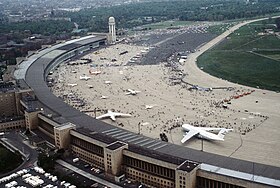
[38, 120, 55, 134]
[123, 155, 175, 180]
[106, 153, 112, 172]
[71, 136, 104, 157]
[0, 94, 14, 97]
[0, 121, 25, 130]
[71, 145, 104, 170]
[0, 124, 22, 130]
[126, 167, 174, 188]
[197, 176, 245, 188]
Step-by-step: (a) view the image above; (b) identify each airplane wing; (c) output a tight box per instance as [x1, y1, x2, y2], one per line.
[198, 130, 224, 141]
[128, 89, 133, 92]
[200, 127, 233, 133]
[114, 112, 132, 117]
[199, 127, 224, 131]
[96, 114, 109, 120]
[181, 130, 199, 143]
[110, 113, 131, 121]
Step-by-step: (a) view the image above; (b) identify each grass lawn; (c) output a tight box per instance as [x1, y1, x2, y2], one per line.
[0, 144, 23, 174]
[207, 23, 235, 35]
[141, 20, 194, 30]
[256, 50, 280, 60]
[197, 18, 280, 92]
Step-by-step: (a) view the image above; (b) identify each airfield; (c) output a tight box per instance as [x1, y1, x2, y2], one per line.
[51, 22, 280, 168]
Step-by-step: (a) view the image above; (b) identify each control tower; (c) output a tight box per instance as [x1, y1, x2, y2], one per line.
[108, 16, 116, 44]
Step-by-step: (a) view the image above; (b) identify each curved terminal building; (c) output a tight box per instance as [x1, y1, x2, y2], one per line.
[10, 35, 280, 188]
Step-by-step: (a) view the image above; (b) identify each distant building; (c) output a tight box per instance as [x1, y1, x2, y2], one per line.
[0, 81, 36, 131]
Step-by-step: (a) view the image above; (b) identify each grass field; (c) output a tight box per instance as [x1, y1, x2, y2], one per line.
[197, 19, 280, 91]
[0, 144, 23, 174]
[207, 23, 235, 35]
[256, 50, 280, 60]
[141, 20, 195, 30]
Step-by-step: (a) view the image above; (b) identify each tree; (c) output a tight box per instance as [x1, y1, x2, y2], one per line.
[38, 152, 56, 172]
[275, 18, 280, 30]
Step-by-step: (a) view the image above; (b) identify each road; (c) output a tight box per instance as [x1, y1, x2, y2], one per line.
[0, 131, 38, 178]
[57, 159, 123, 188]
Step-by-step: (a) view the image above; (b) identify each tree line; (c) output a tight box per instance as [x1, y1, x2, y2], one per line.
[1, 0, 280, 36]
[61, 0, 280, 32]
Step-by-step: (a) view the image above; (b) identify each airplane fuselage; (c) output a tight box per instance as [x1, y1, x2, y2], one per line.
[182, 124, 224, 141]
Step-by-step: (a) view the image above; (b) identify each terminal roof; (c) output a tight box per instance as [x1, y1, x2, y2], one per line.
[177, 160, 199, 172]
[106, 141, 126, 150]
[76, 127, 117, 145]
[57, 43, 81, 51]
[128, 144, 185, 166]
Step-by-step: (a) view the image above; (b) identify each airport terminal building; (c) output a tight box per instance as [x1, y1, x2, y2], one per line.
[0, 35, 279, 188]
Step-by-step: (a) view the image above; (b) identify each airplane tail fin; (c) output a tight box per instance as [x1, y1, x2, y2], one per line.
[218, 128, 233, 139]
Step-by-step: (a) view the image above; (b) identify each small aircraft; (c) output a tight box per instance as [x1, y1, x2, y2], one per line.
[145, 104, 157, 109]
[190, 85, 212, 92]
[67, 83, 78, 87]
[80, 75, 91, 80]
[104, 81, 112, 84]
[126, 89, 141, 95]
[96, 110, 132, 121]
[181, 124, 233, 143]
[89, 70, 101, 75]
[100, 95, 108, 99]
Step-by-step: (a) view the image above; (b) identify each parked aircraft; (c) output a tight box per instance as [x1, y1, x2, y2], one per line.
[96, 110, 132, 121]
[100, 96, 108, 99]
[145, 105, 157, 109]
[67, 83, 78, 87]
[126, 89, 141, 95]
[181, 124, 233, 143]
[89, 70, 102, 75]
[80, 75, 91, 80]
[190, 85, 212, 92]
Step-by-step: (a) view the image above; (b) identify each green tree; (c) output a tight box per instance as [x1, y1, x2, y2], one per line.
[276, 18, 280, 30]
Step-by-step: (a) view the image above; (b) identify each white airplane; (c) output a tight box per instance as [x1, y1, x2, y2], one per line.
[145, 104, 157, 109]
[90, 70, 101, 75]
[67, 83, 78, 87]
[80, 75, 91, 80]
[100, 95, 108, 99]
[181, 124, 233, 143]
[96, 110, 132, 121]
[126, 89, 141, 95]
